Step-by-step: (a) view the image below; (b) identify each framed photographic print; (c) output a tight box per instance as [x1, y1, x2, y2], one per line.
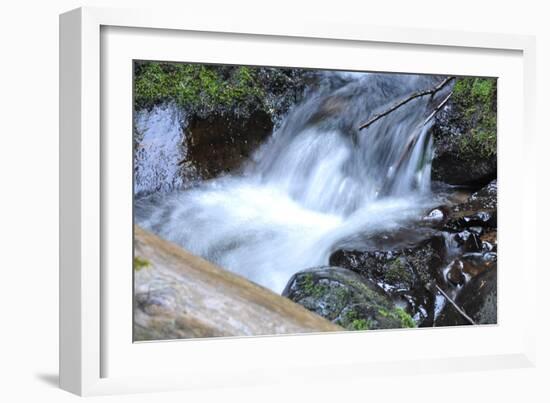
[60, 6, 537, 396]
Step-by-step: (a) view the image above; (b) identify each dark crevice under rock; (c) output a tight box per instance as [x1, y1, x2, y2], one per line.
[186, 110, 273, 179]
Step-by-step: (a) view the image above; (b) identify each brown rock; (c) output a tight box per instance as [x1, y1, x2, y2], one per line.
[133, 225, 342, 341]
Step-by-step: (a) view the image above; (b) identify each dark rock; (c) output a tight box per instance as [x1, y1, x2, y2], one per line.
[430, 78, 497, 187]
[461, 252, 497, 278]
[282, 266, 416, 330]
[431, 145, 496, 187]
[436, 266, 497, 326]
[444, 180, 497, 232]
[183, 69, 317, 180]
[464, 180, 497, 210]
[329, 228, 446, 326]
[453, 230, 483, 253]
[186, 110, 273, 179]
[457, 211, 496, 228]
[480, 230, 497, 252]
[446, 260, 466, 286]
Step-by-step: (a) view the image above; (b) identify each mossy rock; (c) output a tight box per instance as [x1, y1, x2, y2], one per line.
[134, 62, 309, 121]
[282, 266, 416, 330]
[431, 77, 497, 187]
[133, 256, 151, 271]
[329, 228, 446, 326]
[134, 62, 312, 182]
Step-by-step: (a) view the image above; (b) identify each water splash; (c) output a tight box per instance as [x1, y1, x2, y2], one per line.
[135, 72, 452, 293]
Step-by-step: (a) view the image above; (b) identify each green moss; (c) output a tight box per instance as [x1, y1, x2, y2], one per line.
[133, 256, 151, 271]
[384, 258, 413, 285]
[452, 77, 497, 159]
[333, 286, 350, 304]
[340, 309, 373, 331]
[350, 319, 369, 330]
[378, 307, 416, 328]
[302, 273, 315, 292]
[453, 77, 495, 106]
[134, 62, 265, 113]
[301, 273, 327, 298]
[393, 307, 416, 328]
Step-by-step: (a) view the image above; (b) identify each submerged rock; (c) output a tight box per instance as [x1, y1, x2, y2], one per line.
[329, 229, 445, 326]
[282, 266, 415, 330]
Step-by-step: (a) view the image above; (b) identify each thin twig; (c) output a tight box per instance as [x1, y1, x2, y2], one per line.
[358, 76, 455, 130]
[423, 91, 453, 126]
[435, 284, 477, 325]
[377, 93, 453, 194]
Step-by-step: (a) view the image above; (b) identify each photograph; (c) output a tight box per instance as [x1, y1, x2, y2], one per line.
[1, 0, 544, 400]
[132, 62, 497, 341]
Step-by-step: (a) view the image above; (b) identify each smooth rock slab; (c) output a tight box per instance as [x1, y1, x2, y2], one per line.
[134, 226, 342, 341]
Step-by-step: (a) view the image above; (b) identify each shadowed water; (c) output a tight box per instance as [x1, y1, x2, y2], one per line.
[135, 72, 452, 293]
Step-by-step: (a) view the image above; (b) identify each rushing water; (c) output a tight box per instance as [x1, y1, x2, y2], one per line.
[135, 72, 452, 293]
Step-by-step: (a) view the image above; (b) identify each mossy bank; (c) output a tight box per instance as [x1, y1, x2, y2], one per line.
[431, 76, 497, 187]
[134, 62, 310, 180]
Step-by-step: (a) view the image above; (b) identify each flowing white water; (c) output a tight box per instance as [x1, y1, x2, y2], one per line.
[135, 72, 452, 293]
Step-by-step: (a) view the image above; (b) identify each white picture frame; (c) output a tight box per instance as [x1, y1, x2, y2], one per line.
[59, 6, 537, 396]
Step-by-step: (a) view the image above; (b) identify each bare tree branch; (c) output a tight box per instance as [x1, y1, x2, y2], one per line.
[423, 91, 453, 126]
[435, 284, 477, 326]
[358, 76, 455, 131]
[373, 90, 454, 195]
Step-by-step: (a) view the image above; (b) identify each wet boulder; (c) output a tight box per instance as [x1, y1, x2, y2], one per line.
[443, 251, 496, 287]
[282, 266, 415, 330]
[329, 228, 446, 326]
[431, 141, 497, 187]
[461, 252, 497, 277]
[134, 64, 313, 183]
[461, 180, 497, 210]
[444, 180, 497, 233]
[430, 77, 497, 187]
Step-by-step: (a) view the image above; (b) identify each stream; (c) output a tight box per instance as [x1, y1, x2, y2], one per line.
[135, 72, 454, 293]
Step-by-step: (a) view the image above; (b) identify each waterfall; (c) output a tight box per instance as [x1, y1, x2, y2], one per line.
[135, 72, 452, 293]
